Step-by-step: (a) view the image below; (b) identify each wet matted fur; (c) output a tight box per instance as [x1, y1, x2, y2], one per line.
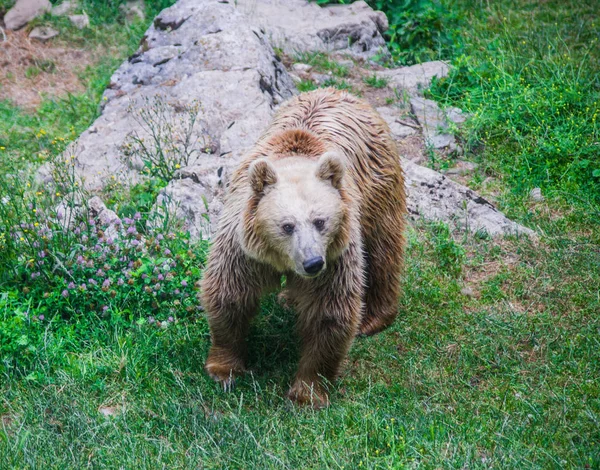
[201, 88, 407, 407]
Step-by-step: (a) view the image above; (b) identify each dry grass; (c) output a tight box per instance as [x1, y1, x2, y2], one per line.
[0, 28, 98, 109]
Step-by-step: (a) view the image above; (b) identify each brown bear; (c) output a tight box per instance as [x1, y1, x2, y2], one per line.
[201, 87, 406, 407]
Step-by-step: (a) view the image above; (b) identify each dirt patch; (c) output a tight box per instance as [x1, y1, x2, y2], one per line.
[0, 28, 98, 109]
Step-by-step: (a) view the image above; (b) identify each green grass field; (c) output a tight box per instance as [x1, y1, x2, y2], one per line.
[1, 0, 599, 468]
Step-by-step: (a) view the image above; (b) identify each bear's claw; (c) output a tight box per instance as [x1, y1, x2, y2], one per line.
[287, 380, 330, 409]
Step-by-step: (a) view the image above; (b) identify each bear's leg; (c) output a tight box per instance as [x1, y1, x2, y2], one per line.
[202, 243, 275, 390]
[287, 249, 363, 407]
[360, 212, 405, 336]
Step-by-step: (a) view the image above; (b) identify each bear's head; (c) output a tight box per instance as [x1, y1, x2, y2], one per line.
[242, 151, 351, 278]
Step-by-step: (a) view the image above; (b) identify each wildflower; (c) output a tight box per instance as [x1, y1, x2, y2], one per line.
[102, 306, 109, 312]
[164, 249, 172, 256]
[96, 269, 105, 277]
[127, 226, 136, 235]
[134, 212, 141, 221]
[158, 274, 164, 281]
[148, 316, 155, 324]
[39, 315, 45, 321]
[174, 289, 180, 295]
[61, 290, 69, 297]
[153, 283, 161, 291]
[68, 282, 76, 289]
[123, 217, 133, 225]
[89, 279, 98, 286]
[132, 239, 140, 247]
[168, 316, 174, 322]
[117, 278, 125, 286]
[102, 279, 111, 289]
[142, 273, 148, 279]
[156, 234, 164, 241]
[80, 283, 87, 291]
[181, 280, 188, 287]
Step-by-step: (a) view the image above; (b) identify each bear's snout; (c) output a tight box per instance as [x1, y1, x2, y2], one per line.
[302, 256, 325, 276]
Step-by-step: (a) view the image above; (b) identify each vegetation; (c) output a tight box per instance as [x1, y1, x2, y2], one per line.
[1, 0, 599, 468]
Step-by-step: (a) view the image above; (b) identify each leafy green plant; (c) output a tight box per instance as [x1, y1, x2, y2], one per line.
[363, 74, 388, 88]
[315, 0, 460, 65]
[0, 159, 207, 372]
[293, 51, 350, 77]
[122, 97, 214, 183]
[427, 17, 600, 202]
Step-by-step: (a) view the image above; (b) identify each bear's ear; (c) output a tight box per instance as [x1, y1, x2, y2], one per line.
[248, 158, 278, 194]
[316, 151, 345, 190]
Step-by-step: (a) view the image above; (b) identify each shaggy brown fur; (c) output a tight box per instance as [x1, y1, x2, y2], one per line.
[201, 88, 407, 407]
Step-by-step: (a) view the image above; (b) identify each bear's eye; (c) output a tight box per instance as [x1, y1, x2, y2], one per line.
[282, 223, 295, 235]
[313, 218, 325, 230]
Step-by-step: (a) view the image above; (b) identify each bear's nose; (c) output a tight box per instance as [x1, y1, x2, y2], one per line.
[303, 256, 325, 275]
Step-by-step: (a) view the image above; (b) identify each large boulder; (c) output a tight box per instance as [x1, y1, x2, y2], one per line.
[3, 0, 51, 30]
[40, 0, 534, 239]
[236, 0, 389, 60]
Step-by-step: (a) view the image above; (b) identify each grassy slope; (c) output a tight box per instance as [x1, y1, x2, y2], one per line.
[1, 0, 599, 468]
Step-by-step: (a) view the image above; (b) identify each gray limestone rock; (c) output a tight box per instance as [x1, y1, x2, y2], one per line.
[402, 158, 535, 238]
[68, 12, 89, 29]
[236, 0, 389, 59]
[40, 0, 534, 239]
[410, 97, 456, 150]
[530, 187, 544, 202]
[29, 25, 59, 41]
[51, 0, 76, 16]
[378, 60, 449, 92]
[376, 106, 418, 140]
[3, 0, 51, 30]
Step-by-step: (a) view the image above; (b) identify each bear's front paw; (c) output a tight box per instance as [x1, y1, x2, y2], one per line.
[358, 316, 393, 337]
[287, 379, 329, 409]
[205, 347, 245, 392]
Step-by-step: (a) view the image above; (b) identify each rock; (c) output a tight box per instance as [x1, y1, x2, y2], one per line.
[29, 25, 59, 41]
[410, 97, 456, 150]
[154, 175, 216, 239]
[54, 201, 80, 231]
[461, 287, 474, 297]
[292, 63, 312, 73]
[446, 160, 478, 176]
[446, 107, 467, 125]
[375, 106, 418, 140]
[88, 196, 121, 239]
[68, 12, 89, 29]
[337, 59, 354, 69]
[530, 187, 544, 202]
[41, 0, 534, 240]
[288, 73, 302, 83]
[120, 0, 145, 22]
[378, 60, 449, 92]
[51, 0, 76, 16]
[39, 0, 296, 236]
[3, 0, 51, 30]
[312, 72, 332, 85]
[236, 0, 389, 59]
[402, 158, 535, 237]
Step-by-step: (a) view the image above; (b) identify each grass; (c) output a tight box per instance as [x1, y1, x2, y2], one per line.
[293, 51, 350, 78]
[428, 0, 600, 206]
[1, 0, 600, 468]
[363, 74, 389, 89]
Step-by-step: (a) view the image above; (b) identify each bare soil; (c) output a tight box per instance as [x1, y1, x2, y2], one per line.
[0, 28, 97, 109]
